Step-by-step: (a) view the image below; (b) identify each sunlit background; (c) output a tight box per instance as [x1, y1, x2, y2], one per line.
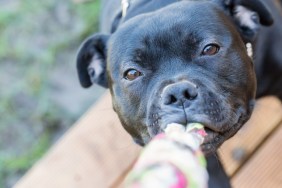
[0, 0, 105, 187]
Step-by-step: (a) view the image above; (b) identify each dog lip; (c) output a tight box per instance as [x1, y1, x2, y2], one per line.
[203, 124, 222, 133]
[187, 119, 222, 133]
[203, 128, 218, 143]
[185, 114, 223, 133]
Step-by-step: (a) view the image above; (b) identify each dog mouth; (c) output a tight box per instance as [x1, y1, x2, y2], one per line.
[201, 114, 246, 154]
[133, 108, 248, 154]
[141, 89, 252, 153]
[201, 127, 221, 153]
[153, 114, 245, 154]
[203, 126, 218, 142]
[183, 124, 221, 153]
[152, 120, 221, 152]
[146, 114, 227, 153]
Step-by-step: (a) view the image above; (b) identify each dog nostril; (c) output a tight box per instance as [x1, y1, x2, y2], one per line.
[162, 82, 198, 106]
[184, 90, 191, 99]
[163, 94, 177, 105]
[184, 90, 197, 100]
[170, 95, 177, 103]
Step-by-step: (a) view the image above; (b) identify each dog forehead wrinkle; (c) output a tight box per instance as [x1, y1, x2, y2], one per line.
[110, 1, 236, 61]
[135, 31, 203, 68]
[113, 1, 226, 41]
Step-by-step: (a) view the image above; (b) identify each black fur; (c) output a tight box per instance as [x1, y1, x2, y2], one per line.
[76, 0, 282, 187]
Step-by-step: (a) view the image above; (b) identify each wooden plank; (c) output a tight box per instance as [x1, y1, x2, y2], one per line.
[14, 92, 141, 188]
[232, 124, 282, 188]
[14, 92, 282, 188]
[219, 96, 282, 177]
[114, 97, 282, 187]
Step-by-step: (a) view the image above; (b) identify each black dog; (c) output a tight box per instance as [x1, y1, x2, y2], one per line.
[76, 0, 282, 187]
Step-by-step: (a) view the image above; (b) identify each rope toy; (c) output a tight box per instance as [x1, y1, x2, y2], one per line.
[124, 123, 209, 188]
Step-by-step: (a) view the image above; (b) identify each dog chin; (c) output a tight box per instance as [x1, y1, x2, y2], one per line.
[202, 113, 252, 154]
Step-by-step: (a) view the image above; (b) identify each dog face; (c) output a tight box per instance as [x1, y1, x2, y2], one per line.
[77, 1, 272, 153]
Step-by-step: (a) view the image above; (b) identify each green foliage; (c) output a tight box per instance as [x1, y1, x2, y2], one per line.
[0, 133, 50, 171]
[0, 0, 101, 187]
[75, 0, 101, 38]
[0, 133, 50, 187]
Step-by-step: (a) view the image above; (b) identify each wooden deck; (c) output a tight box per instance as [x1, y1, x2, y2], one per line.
[14, 92, 282, 188]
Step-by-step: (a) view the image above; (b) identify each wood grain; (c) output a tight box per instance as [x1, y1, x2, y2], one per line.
[219, 96, 282, 177]
[14, 93, 282, 188]
[15, 92, 141, 188]
[232, 124, 282, 188]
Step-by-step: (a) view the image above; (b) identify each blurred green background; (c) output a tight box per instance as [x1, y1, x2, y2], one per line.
[0, 0, 105, 187]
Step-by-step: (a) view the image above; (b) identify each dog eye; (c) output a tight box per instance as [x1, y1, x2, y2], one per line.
[124, 69, 143, 81]
[202, 44, 220, 56]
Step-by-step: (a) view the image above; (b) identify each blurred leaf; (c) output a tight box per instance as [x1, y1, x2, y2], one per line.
[0, 0, 102, 187]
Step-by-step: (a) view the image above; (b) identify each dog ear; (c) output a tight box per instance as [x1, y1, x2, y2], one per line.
[76, 34, 109, 88]
[223, 0, 273, 41]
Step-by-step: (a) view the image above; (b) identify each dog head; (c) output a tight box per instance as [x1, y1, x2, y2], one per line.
[76, 0, 272, 153]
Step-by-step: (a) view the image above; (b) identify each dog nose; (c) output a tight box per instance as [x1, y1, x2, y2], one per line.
[162, 81, 198, 106]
